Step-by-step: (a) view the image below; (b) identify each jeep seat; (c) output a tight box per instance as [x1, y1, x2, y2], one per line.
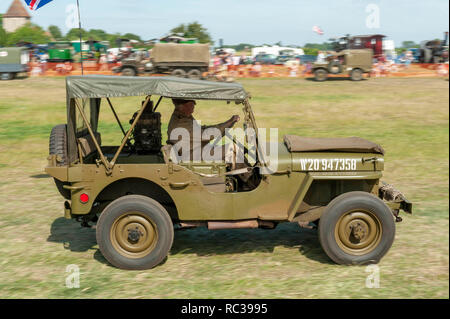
[78, 132, 102, 158]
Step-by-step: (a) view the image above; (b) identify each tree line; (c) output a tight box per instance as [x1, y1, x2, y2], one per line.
[0, 16, 424, 55]
[0, 20, 213, 48]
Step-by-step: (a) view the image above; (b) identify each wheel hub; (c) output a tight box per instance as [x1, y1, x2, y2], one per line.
[127, 227, 143, 243]
[110, 213, 158, 259]
[349, 221, 368, 241]
[335, 210, 382, 256]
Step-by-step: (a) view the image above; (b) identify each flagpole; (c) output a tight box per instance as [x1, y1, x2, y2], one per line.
[77, 0, 84, 75]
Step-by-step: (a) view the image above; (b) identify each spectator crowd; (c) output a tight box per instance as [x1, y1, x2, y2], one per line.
[25, 46, 449, 79]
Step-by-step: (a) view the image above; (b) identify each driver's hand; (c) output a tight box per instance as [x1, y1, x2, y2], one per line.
[230, 115, 240, 125]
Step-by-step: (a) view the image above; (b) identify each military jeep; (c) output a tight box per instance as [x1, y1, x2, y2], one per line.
[46, 75, 411, 270]
[312, 49, 373, 81]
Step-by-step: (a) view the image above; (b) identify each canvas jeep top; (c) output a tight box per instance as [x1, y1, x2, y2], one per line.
[45, 75, 411, 270]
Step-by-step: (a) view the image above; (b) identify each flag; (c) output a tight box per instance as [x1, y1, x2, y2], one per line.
[312, 26, 324, 35]
[24, 0, 54, 11]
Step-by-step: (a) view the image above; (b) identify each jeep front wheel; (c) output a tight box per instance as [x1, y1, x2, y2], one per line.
[96, 195, 174, 270]
[314, 69, 328, 81]
[318, 191, 395, 265]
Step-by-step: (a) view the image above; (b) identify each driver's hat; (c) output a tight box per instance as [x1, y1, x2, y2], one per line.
[172, 99, 196, 106]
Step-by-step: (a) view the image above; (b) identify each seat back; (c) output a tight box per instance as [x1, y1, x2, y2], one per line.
[78, 132, 102, 158]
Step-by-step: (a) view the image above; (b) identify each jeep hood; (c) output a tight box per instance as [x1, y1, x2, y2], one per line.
[283, 135, 385, 155]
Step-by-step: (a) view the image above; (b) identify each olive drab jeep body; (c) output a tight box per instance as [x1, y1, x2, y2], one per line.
[312, 49, 373, 81]
[46, 75, 411, 270]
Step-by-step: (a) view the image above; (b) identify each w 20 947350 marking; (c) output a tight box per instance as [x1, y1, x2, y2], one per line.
[299, 158, 358, 171]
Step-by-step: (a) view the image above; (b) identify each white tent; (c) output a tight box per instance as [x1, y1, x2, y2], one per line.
[251, 45, 304, 57]
[383, 40, 396, 58]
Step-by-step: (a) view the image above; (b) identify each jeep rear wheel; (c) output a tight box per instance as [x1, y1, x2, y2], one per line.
[318, 191, 395, 265]
[314, 69, 328, 81]
[96, 195, 174, 270]
[49, 124, 70, 199]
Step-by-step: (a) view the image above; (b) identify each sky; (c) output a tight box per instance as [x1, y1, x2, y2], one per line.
[1, 0, 449, 46]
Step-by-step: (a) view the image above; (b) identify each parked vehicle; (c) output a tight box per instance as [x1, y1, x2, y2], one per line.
[297, 54, 318, 65]
[45, 75, 411, 270]
[274, 55, 297, 65]
[253, 53, 277, 64]
[47, 41, 74, 62]
[240, 56, 254, 65]
[0, 47, 29, 80]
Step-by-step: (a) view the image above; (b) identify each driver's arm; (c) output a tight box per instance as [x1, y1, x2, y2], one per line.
[201, 115, 240, 136]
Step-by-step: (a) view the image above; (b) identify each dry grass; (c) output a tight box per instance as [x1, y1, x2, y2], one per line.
[0, 76, 448, 298]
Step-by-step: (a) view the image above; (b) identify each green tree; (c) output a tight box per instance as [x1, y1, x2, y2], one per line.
[108, 33, 122, 47]
[303, 42, 333, 51]
[66, 28, 89, 41]
[303, 47, 319, 55]
[88, 29, 109, 41]
[230, 43, 254, 51]
[7, 23, 50, 45]
[0, 27, 8, 47]
[48, 25, 63, 41]
[170, 22, 212, 44]
[170, 24, 186, 35]
[123, 33, 142, 42]
[401, 40, 419, 49]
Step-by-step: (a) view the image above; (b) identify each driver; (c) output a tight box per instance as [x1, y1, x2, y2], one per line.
[167, 99, 240, 162]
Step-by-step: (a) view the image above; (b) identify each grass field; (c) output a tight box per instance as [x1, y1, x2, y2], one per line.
[0, 76, 448, 298]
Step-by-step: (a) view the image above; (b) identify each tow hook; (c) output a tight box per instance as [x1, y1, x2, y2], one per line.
[392, 210, 403, 223]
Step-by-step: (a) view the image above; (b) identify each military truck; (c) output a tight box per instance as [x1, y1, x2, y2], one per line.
[113, 43, 210, 79]
[312, 49, 373, 81]
[46, 75, 411, 270]
[0, 47, 29, 80]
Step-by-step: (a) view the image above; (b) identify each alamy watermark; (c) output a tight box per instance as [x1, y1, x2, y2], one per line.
[365, 4, 380, 29]
[65, 264, 80, 289]
[65, 3, 80, 30]
[365, 264, 380, 288]
[168, 123, 279, 174]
